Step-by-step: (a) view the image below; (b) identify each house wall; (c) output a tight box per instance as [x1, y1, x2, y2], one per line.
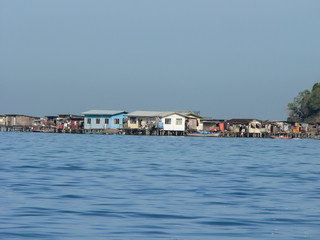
[110, 114, 126, 129]
[161, 114, 185, 131]
[185, 115, 201, 131]
[187, 118, 198, 131]
[6, 116, 36, 127]
[84, 114, 127, 130]
[248, 120, 262, 134]
[127, 117, 139, 129]
[127, 117, 158, 129]
[0, 116, 5, 126]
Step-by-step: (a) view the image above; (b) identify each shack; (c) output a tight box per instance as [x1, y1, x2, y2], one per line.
[4, 114, 40, 132]
[200, 118, 226, 133]
[226, 119, 263, 137]
[179, 111, 201, 133]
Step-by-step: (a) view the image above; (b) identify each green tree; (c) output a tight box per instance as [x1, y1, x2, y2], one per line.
[287, 89, 310, 122]
[312, 82, 320, 92]
[308, 83, 320, 113]
[287, 82, 320, 123]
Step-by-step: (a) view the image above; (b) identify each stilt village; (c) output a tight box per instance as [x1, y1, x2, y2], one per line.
[1, 110, 320, 139]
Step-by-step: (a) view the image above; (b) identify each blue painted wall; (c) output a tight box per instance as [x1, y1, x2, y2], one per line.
[84, 113, 127, 130]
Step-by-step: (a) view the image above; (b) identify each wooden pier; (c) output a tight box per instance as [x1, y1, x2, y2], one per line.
[0, 126, 32, 132]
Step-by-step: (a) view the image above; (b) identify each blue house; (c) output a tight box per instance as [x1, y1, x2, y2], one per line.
[82, 110, 128, 133]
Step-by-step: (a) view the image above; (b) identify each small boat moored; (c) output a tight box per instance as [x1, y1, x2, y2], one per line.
[269, 136, 292, 139]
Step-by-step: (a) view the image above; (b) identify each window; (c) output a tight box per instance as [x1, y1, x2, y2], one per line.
[176, 118, 182, 125]
[105, 119, 109, 124]
[130, 117, 137, 124]
[165, 118, 171, 124]
[114, 119, 120, 124]
[96, 118, 100, 124]
[87, 118, 91, 124]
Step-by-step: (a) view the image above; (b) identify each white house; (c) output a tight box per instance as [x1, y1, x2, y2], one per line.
[161, 113, 186, 132]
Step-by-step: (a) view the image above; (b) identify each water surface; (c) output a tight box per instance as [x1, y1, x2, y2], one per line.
[1, 133, 319, 239]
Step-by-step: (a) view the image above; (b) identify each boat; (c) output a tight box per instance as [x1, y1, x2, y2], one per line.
[32, 129, 44, 133]
[101, 129, 122, 135]
[269, 136, 292, 139]
[187, 132, 220, 137]
[32, 128, 55, 133]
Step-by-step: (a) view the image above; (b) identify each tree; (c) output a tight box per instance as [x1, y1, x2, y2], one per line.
[287, 89, 310, 122]
[287, 82, 320, 123]
[308, 83, 320, 113]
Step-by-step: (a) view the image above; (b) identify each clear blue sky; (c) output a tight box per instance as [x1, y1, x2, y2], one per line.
[1, 0, 320, 120]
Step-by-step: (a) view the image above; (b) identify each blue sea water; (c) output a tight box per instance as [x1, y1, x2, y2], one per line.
[0, 132, 319, 239]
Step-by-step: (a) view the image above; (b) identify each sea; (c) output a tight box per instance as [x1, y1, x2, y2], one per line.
[0, 132, 319, 239]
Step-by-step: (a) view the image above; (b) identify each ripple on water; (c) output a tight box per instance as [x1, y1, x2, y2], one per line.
[1, 134, 320, 239]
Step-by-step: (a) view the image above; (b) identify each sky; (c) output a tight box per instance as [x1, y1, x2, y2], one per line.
[1, 0, 320, 120]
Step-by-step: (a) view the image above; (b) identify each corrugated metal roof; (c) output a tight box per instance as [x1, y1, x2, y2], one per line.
[162, 112, 187, 118]
[82, 110, 127, 116]
[179, 112, 201, 118]
[125, 111, 175, 117]
[227, 119, 261, 124]
[179, 110, 200, 115]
